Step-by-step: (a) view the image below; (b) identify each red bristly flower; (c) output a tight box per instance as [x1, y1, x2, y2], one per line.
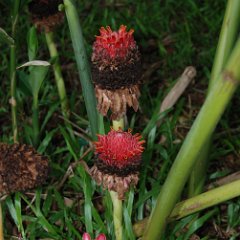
[92, 25, 136, 61]
[91, 129, 145, 199]
[95, 129, 145, 169]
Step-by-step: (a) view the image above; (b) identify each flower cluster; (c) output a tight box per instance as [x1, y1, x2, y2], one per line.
[91, 129, 145, 199]
[91, 25, 141, 120]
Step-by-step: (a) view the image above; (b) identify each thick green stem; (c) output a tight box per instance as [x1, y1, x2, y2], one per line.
[188, 139, 211, 197]
[110, 191, 123, 240]
[110, 118, 124, 240]
[189, 0, 240, 197]
[209, 0, 240, 90]
[64, 0, 98, 138]
[32, 95, 39, 148]
[134, 179, 240, 237]
[45, 31, 69, 119]
[142, 38, 240, 240]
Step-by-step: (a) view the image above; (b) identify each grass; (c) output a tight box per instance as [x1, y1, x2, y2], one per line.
[1, 0, 240, 239]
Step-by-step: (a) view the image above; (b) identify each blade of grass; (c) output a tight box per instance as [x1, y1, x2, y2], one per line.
[142, 37, 240, 240]
[64, 0, 99, 138]
[45, 31, 70, 122]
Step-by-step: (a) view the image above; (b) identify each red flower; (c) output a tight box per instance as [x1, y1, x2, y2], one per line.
[95, 129, 145, 169]
[82, 233, 106, 240]
[91, 129, 145, 199]
[92, 25, 136, 61]
[91, 25, 141, 120]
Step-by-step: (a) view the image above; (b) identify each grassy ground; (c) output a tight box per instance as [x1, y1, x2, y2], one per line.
[1, 0, 240, 239]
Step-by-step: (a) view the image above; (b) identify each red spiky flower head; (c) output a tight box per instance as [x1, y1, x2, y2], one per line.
[91, 129, 145, 199]
[92, 25, 136, 62]
[29, 0, 64, 32]
[91, 25, 142, 120]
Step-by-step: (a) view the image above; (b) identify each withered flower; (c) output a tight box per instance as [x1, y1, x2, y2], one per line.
[91, 129, 145, 199]
[28, 0, 64, 32]
[92, 25, 141, 120]
[0, 143, 49, 196]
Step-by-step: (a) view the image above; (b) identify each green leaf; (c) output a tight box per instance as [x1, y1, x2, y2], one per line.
[28, 65, 49, 97]
[0, 27, 14, 46]
[27, 27, 38, 61]
[17, 60, 50, 69]
[37, 128, 58, 153]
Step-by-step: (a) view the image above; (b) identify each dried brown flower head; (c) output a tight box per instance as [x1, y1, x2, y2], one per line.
[29, 0, 64, 32]
[0, 143, 49, 196]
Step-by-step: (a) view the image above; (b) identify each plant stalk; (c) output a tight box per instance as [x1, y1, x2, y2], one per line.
[32, 95, 39, 148]
[64, 0, 98, 138]
[209, 0, 240, 90]
[10, 0, 20, 143]
[188, 0, 240, 198]
[110, 191, 123, 240]
[10, 45, 18, 143]
[134, 178, 240, 237]
[142, 38, 240, 240]
[110, 119, 125, 240]
[45, 31, 69, 119]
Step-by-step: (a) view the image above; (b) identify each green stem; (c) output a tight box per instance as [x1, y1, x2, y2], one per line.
[209, 0, 240, 90]
[142, 38, 240, 240]
[187, 139, 211, 197]
[10, 0, 20, 143]
[188, 0, 240, 197]
[110, 118, 124, 240]
[45, 31, 69, 119]
[32, 95, 39, 148]
[110, 191, 123, 240]
[64, 0, 98, 138]
[134, 178, 240, 237]
[10, 44, 18, 143]
[112, 119, 124, 130]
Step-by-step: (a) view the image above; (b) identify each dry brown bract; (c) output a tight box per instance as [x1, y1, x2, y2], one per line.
[0, 143, 49, 196]
[95, 84, 140, 120]
[90, 165, 139, 200]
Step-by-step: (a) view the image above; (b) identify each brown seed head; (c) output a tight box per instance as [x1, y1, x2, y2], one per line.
[0, 143, 49, 196]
